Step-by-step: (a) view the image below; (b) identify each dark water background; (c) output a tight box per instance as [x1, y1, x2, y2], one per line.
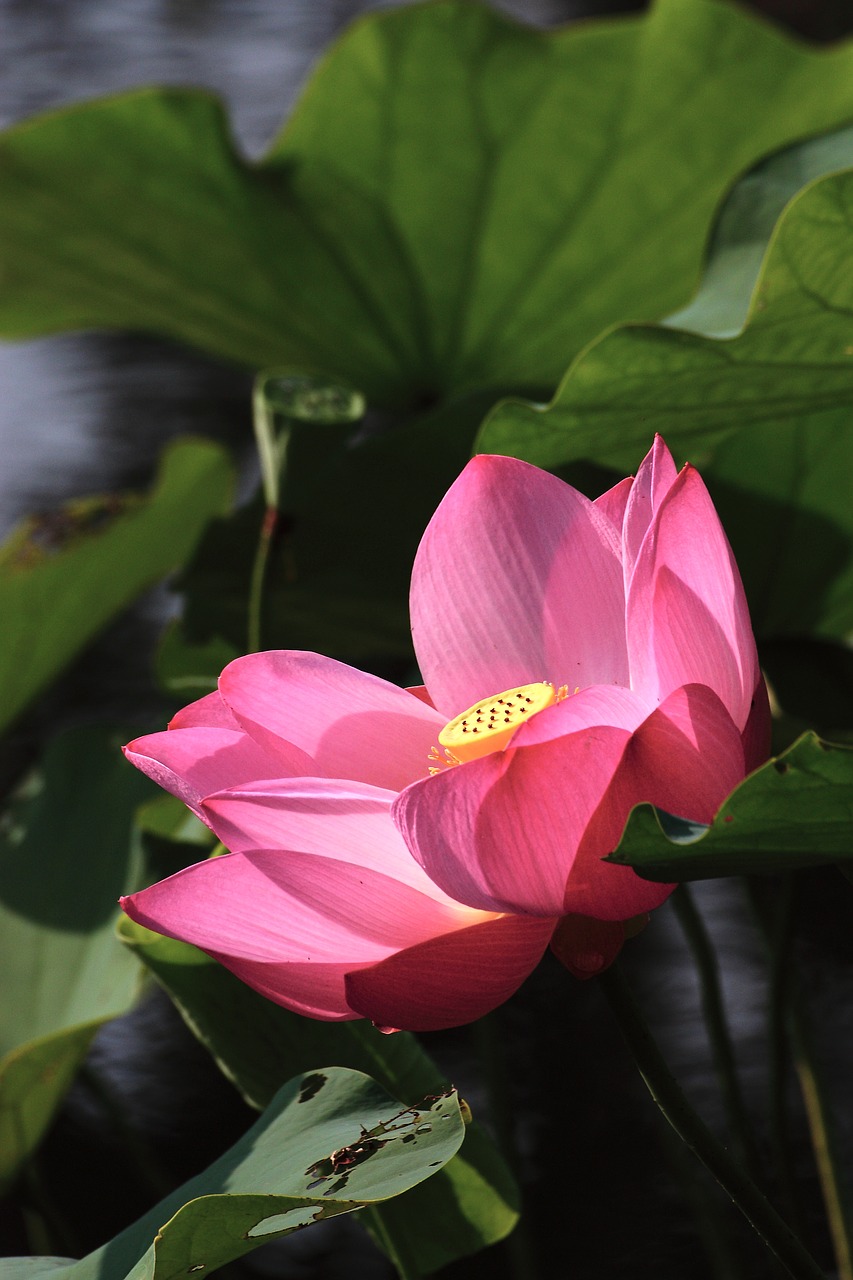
[1, 1, 853, 1277]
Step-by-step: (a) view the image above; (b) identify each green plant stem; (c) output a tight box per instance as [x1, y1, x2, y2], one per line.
[597, 963, 829, 1280]
[248, 372, 291, 655]
[760, 877, 806, 1237]
[671, 884, 763, 1181]
[247, 505, 278, 654]
[251, 377, 281, 511]
[658, 1122, 748, 1280]
[752, 875, 853, 1279]
[790, 997, 853, 1280]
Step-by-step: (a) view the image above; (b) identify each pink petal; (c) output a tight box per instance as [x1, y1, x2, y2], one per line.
[345, 913, 556, 1032]
[169, 690, 240, 731]
[396, 682, 746, 924]
[593, 475, 633, 534]
[626, 465, 759, 729]
[123, 727, 314, 821]
[393, 723, 633, 917]
[563, 683, 746, 919]
[741, 675, 772, 774]
[550, 915, 628, 979]
[410, 454, 629, 719]
[405, 684, 436, 708]
[630, 683, 746, 820]
[508, 683, 651, 748]
[121, 844, 492, 1022]
[622, 436, 678, 588]
[218, 651, 444, 791]
[202, 777, 458, 903]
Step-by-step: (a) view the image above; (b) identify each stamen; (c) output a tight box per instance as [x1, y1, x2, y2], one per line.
[428, 744, 461, 775]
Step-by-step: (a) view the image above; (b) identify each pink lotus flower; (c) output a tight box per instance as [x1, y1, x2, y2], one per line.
[121, 437, 769, 1032]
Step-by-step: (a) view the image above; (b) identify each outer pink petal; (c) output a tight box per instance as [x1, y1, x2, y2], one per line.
[622, 435, 678, 589]
[410, 454, 628, 719]
[741, 675, 772, 774]
[169, 690, 240, 731]
[122, 727, 314, 821]
[405, 684, 436, 708]
[121, 845, 492, 1022]
[563, 683, 746, 919]
[627, 684, 747, 821]
[393, 724, 633, 917]
[593, 475, 633, 534]
[550, 915, 629, 979]
[508, 683, 651, 748]
[202, 778, 459, 903]
[218, 651, 444, 791]
[395, 682, 747, 923]
[627, 465, 759, 729]
[346, 914, 556, 1032]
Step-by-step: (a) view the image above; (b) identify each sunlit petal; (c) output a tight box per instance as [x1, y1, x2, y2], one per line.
[219, 650, 444, 790]
[123, 727, 312, 820]
[346, 913, 556, 1031]
[627, 465, 758, 728]
[411, 454, 628, 718]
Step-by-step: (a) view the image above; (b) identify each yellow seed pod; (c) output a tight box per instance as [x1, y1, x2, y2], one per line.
[437, 682, 558, 763]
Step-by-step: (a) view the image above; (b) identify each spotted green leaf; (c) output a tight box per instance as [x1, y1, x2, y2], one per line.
[0, 1068, 465, 1280]
[609, 734, 853, 882]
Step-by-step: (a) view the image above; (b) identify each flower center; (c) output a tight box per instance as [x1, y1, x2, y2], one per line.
[431, 681, 563, 770]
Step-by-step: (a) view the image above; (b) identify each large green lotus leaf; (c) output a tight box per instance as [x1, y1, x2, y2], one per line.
[0, 438, 232, 736]
[3, 3, 853, 405]
[608, 733, 853, 883]
[0, 727, 152, 1192]
[0, 1264, 70, 1279]
[119, 919, 518, 1275]
[476, 160, 853, 471]
[478, 162, 853, 642]
[704, 406, 853, 642]
[0, 1068, 465, 1280]
[0, 1022, 104, 1199]
[666, 120, 853, 339]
